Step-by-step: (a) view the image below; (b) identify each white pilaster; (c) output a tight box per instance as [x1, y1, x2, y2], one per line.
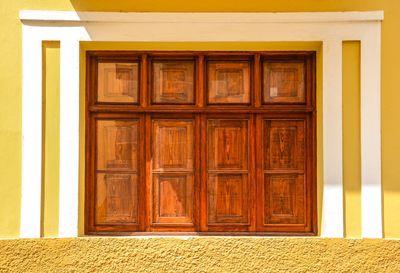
[360, 24, 383, 238]
[20, 26, 43, 238]
[58, 38, 80, 237]
[321, 39, 344, 238]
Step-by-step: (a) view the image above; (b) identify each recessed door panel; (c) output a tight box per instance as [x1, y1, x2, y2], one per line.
[97, 120, 139, 171]
[152, 61, 195, 104]
[97, 62, 139, 103]
[263, 62, 305, 104]
[207, 119, 248, 170]
[204, 117, 252, 230]
[151, 119, 195, 227]
[264, 174, 306, 225]
[207, 174, 249, 224]
[207, 61, 250, 104]
[153, 119, 194, 171]
[152, 174, 194, 225]
[264, 120, 305, 170]
[95, 173, 138, 224]
[258, 117, 310, 231]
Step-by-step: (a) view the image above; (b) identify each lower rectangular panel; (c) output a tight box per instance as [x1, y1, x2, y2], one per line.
[95, 173, 138, 225]
[207, 173, 249, 225]
[263, 174, 306, 226]
[152, 174, 194, 226]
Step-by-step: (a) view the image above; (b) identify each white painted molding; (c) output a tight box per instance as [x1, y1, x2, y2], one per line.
[321, 40, 344, 238]
[19, 11, 383, 238]
[19, 10, 384, 23]
[360, 24, 382, 238]
[20, 25, 43, 238]
[58, 39, 81, 238]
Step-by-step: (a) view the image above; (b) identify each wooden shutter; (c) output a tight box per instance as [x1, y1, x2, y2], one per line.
[85, 51, 316, 235]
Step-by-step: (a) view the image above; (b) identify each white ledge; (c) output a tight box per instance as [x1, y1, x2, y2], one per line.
[20, 10, 384, 24]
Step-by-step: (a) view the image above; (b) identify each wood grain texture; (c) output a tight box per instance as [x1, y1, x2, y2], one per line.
[207, 119, 248, 170]
[152, 61, 195, 104]
[96, 173, 138, 224]
[98, 62, 139, 103]
[150, 119, 195, 228]
[264, 174, 305, 225]
[264, 120, 305, 170]
[256, 116, 314, 232]
[207, 174, 249, 224]
[86, 51, 316, 235]
[96, 120, 139, 171]
[207, 61, 251, 104]
[263, 62, 305, 104]
[203, 117, 252, 231]
[152, 119, 194, 171]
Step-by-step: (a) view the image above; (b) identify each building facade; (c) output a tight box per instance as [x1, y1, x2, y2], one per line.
[0, 0, 400, 272]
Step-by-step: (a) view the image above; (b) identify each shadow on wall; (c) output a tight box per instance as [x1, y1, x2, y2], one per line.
[68, 0, 369, 12]
[68, 0, 250, 12]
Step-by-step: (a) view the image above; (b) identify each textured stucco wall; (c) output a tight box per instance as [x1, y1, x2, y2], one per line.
[1, 0, 400, 239]
[0, 238, 399, 272]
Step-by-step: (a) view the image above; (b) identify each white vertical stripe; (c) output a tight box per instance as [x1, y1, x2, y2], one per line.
[360, 24, 383, 238]
[20, 26, 43, 238]
[322, 39, 344, 238]
[58, 39, 80, 237]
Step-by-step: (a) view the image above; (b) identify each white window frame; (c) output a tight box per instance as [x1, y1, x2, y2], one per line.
[19, 10, 383, 238]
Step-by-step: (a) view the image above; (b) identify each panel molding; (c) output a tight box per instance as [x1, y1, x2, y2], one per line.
[19, 11, 383, 238]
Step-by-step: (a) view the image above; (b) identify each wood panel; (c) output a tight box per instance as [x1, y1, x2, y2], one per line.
[204, 118, 252, 229]
[88, 116, 143, 232]
[264, 120, 305, 170]
[152, 174, 193, 224]
[207, 61, 250, 104]
[207, 174, 249, 224]
[95, 173, 138, 224]
[97, 62, 139, 103]
[207, 119, 248, 170]
[264, 174, 305, 225]
[152, 61, 195, 104]
[97, 120, 138, 171]
[257, 117, 311, 231]
[152, 119, 194, 171]
[263, 61, 305, 104]
[151, 119, 195, 227]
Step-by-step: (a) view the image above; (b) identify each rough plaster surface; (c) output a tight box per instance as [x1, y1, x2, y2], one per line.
[0, 238, 399, 272]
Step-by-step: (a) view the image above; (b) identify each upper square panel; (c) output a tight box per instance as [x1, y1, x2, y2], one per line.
[152, 61, 195, 104]
[207, 61, 251, 104]
[263, 61, 305, 104]
[97, 62, 139, 103]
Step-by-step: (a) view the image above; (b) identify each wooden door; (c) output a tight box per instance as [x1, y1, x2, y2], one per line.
[148, 116, 198, 231]
[201, 116, 255, 231]
[85, 51, 316, 235]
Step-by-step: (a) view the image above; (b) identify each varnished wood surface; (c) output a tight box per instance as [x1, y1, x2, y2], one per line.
[151, 60, 195, 104]
[207, 60, 251, 104]
[85, 51, 316, 235]
[97, 62, 139, 103]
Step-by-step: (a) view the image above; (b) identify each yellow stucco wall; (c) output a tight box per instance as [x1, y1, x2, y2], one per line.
[342, 41, 362, 238]
[0, 238, 399, 272]
[0, 0, 400, 239]
[42, 42, 60, 237]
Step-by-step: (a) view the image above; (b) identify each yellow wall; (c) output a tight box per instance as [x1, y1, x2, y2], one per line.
[1, 0, 400, 238]
[0, 238, 400, 272]
[343, 41, 362, 238]
[42, 42, 60, 237]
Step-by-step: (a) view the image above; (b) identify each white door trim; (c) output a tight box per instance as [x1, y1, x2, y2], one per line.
[19, 11, 383, 238]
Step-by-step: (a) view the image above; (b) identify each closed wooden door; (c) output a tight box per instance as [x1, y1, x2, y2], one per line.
[86, 51, 316, 235]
